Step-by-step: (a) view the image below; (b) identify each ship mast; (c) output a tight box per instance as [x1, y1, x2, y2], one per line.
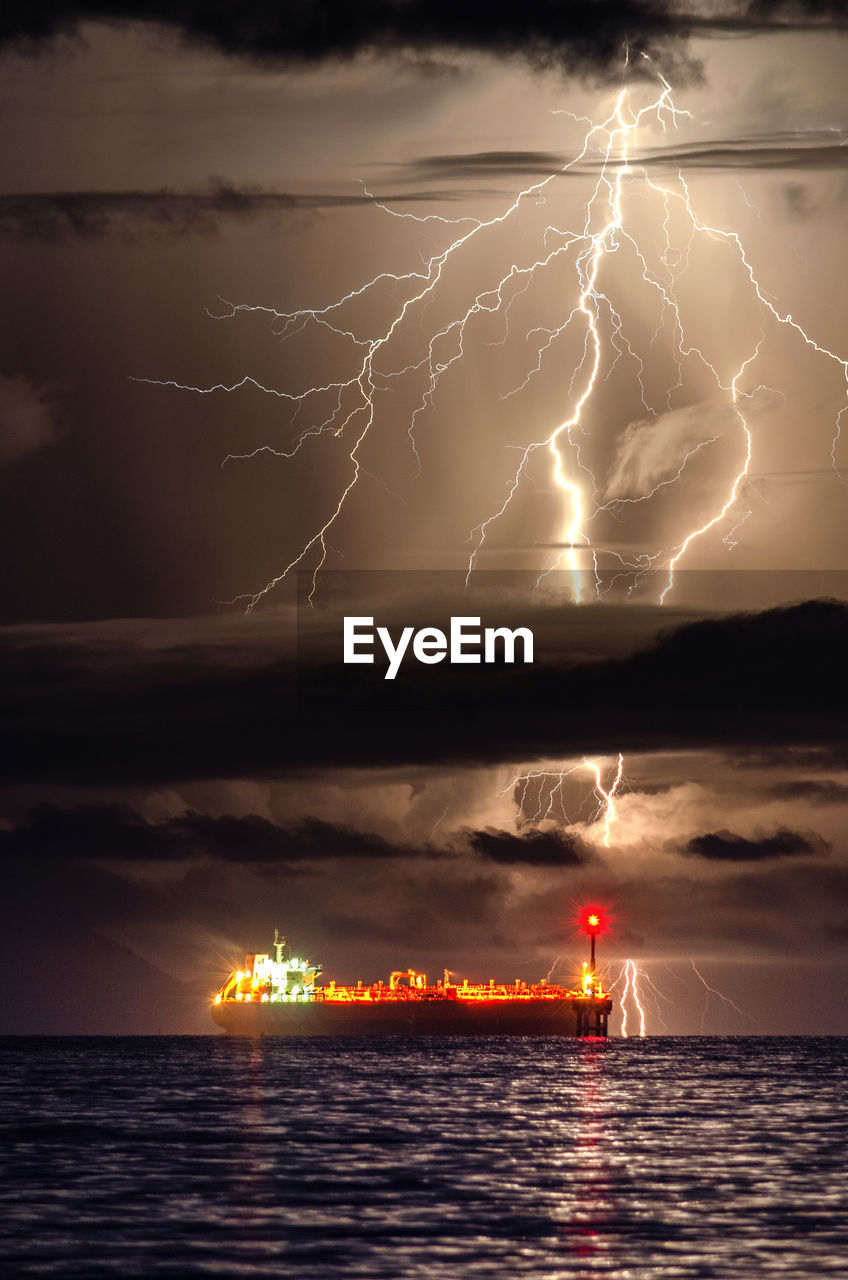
[581, 908, 606, 975]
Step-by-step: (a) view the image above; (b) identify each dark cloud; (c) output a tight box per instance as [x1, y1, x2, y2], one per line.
[279, 594, 848, 772]
[407, 151, 566, 181]
[4, 1, 848, 77]
[622, 134, 848, 174]
[782, 181, 818, 220]
[0, 186, 471, 242]
[407, 134, 848, 184]
[467, 826, 588, 865]
[174, 813, 413, 862]
[0, 803, 423, 863]
[6, 131, 845, 244]
[780, 176, 848, 221]
[767, 779, 848, 804]
[684, 825, 828, 861]
[733, 744, 848, 771]
[0, 802, 183, 861]
[3, 597, 848, 785]
[0, 186, 296, 242]
[0, 630, 294, 786]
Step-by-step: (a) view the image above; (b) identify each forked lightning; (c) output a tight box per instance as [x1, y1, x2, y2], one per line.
[136, 58, 848, 610]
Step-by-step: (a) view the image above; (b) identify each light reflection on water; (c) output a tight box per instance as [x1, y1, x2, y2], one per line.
[0, 1036, 846, 1277]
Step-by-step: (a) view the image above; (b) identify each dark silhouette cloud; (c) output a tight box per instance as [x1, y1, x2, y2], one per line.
[768, 779, 848, 804]
[173, 813, 413, 862]
[407, 134, 848, 183]
[0, 186, 470, 242]
[467, 826, 588, 865]
[0, 186, 296, 242]
[0, 803, 427, 863]
[0, 802, 184, 861]
[406, 150, 566, 181]
[4, 1, 848, 78]
[3, 598, 848, 785]
[6, 132, 845, 245]
[684, 825, 828, 861]
[632, 138, 848, 173]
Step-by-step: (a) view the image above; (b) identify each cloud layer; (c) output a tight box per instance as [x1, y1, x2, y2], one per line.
[3, 598, 848, 786]
[4, 1, 848, 77]
[684, 825, 828, 861]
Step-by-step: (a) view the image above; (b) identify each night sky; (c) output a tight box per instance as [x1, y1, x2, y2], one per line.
[2, 1, 848, 1035]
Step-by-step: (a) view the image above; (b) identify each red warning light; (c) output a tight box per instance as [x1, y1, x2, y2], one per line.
[577, 905, 609, 937]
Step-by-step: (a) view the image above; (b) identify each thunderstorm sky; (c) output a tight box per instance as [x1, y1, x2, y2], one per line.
[2, 2, 848, 1034]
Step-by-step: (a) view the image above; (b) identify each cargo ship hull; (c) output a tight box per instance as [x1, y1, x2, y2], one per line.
[211, 931, 614, 1037]
[211, 996, 612, 1037]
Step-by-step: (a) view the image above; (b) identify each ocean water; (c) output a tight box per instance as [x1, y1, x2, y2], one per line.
[1, 1036, 845, 1278]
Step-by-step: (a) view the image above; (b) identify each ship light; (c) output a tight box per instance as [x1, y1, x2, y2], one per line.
[579, 906, 608, 936]
[214, 993, 222, 1004]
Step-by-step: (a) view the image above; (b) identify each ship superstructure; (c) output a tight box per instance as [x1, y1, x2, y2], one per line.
[214, 929, 322, 1006]
[212, 921, 614, 1037]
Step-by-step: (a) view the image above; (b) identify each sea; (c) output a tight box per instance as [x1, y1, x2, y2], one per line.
[1, 1036, 845, 1279]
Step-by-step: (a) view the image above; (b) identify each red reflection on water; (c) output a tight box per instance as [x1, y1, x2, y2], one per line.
[558, 1044, 617, 1275]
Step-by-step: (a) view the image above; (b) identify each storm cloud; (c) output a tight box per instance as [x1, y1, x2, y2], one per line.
[467, 826, 589, 866]
[0, 185, 472, 242]
[4, 0, 848, 78]
[3, 598, 848, 786]
[2, 8, 848, 1038]
[7, 130, 847, 246]
[0, 803, 431, 864]
[768, 779, 848, 804]
[406, 133, 848, 185]
[684, 825, 828, 861]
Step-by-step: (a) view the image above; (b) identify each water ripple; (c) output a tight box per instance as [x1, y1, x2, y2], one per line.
[0, 1036, 845, 1277]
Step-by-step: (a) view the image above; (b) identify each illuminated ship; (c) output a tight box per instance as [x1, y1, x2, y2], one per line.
[211, 916, 613, 1037]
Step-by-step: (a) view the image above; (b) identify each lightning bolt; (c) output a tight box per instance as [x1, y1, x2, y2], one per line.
[636, 968, 673, 1034]
[610, 964, 676, 1033]
[501, 765, 576, 826]
[503, 753, 625, 846]
[136, 60, 848, 609]
[690, 960, 759, 1033]
[583, 753, 625, 848]
[616, 958, 647, 1038]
